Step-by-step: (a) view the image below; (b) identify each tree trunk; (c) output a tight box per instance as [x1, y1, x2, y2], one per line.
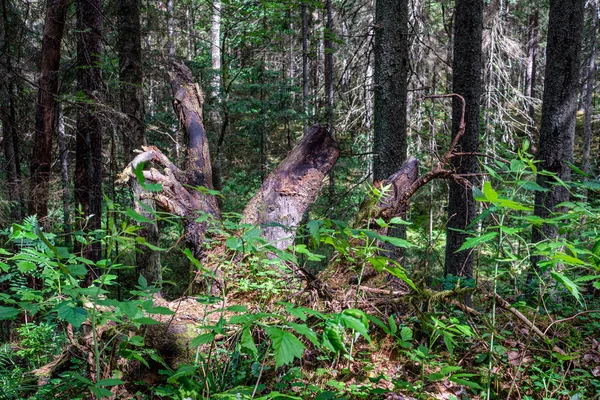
[583, 3, 597, 181]
[57, 105, 71, 249]
[531, 0, 585, 267]
[302, 2, 309, 135]
[75, 0, 104, 274]
[324, 0, 335, 196]
[166, 0, 175, 59]
[1, 0, 23, 222]
[243, 124, 339, 251]
[525, 9, 539, 131]
[119, 62, 339, 260]
[444, 0, 483, 287]
[117, 0, 161, 286]
[373, 0, 409, 259]
[29, 0, 67, 228]
[373, 0, 408, 181]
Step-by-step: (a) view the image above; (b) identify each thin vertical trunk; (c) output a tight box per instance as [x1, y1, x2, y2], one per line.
[260, 9, 268, 182]
[531, 0, 585, 270]
[312, 8, 321, 118]
[186, 7, 193, 58]
[29, 0, 67, 228]
[75, 0, 104, 273]
[325, 0, 334, 195]
[302, 3, 309, 134]
[525, 9, 539, 130]
[211, 0, 221, 101]
[210, 0, 224, 194]
[166, 0, 175, 58]
[57, 105, 71, 248]
[583, 2, 597, 198]
[288, 10, 295, 88]
[444, 0, 483, 294]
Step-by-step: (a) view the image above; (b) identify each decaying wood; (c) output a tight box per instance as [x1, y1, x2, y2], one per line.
[243, 124, 339, 250]
[119, 62, 340, 263]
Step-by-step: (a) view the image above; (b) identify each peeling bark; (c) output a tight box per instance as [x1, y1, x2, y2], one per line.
[243, 125, 339, 250]
[29, 0, 67, 227]
[119, 63, 339, 261]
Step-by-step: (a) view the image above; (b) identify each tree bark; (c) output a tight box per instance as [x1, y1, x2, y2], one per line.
[373, 0, 408, 182]
[119, 63, 339, 260]
[1, 0, 23, 222]
[57, 105, 71, 248]
[117, 0, 161, 286]
[302, 2, 309, 135]
[373, 0, 409, 259]
[583, 3, 597, 181]
[525, 9, 539, 131]
[531, 0, 585, 265]
[75, 0, 104, 272]
[29, 0, 67, 228]
[444, 0, 483, 286]
[243, 125, 339, 251]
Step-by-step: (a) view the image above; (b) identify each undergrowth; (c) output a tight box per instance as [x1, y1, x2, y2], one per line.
[1, 145, 600, 399]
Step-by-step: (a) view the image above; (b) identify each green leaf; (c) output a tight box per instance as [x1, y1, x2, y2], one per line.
[366, 314, 390, 335]
[400, 326, 413, 343]
[0, 248, 12, 255]
[17, 261, 37, 273]
[551, 271, 582, 304]
[125, 208, 152, 223]
[96, 378, 125, 387]
[495, 198, 532, 211]
[340, 314, 371, 342]
[138, 274, 148, 289]
[241, 328, 257, 356]
[190, 333, 216, 347]
[521, 181, 548, 192]
[288, 322, 319, 346]
[306, 220, 322, 245]
[389, 217, 411, 225]
[227, 305, 248, 312]
[265, 327, 305, 368]
[388, 315, 398, 336]
[0, 306, 19, 320]
[323, 325, 346, 354]
[89, 387, 113, 398]
[482, 181, 498, 202]
[456, 232, 498, 252]
[67, 264, 88, 277]
[133, 162, 163, 192]
[448, 376, 483, 390]
[146, 306, 174, 315]
[57, 304, 88, 328]
[225, 236, 242, 251]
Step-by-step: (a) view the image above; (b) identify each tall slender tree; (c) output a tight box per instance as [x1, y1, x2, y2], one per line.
[29, 0, 67, 228]
[583, 1, 597, 182]
[525, 9, 539, 130]
[75, 0, 104, 271]
[373, 0, 408, 183]
[1, 0, 23, 221]
[531, 0, 586, 265]
[117, 0, 161, 285]
[444, 0, 483, 287]
[373, 0, 409, 261]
